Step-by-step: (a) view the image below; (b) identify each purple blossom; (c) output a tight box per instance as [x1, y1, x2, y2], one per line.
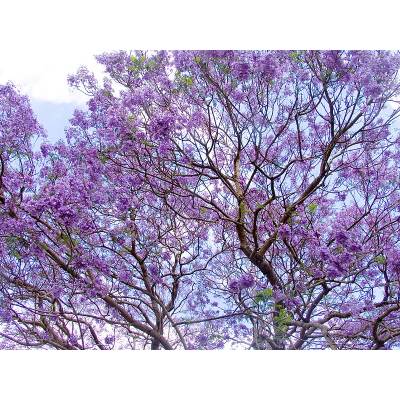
[348, 243, 362, 253]
[318, 247, 331, 262]
[335, 230, 349, 246]
[278, 224, 291, 240]
[232, 62, 250, 80]
[105, 335, 114, 345]
[238, 274, 255, 289]
[68, 335, 78, 346]
[149, 115, 175, 139]
[228, 279, 241, 293]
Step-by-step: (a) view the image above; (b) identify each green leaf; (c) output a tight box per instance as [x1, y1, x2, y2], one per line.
[140, 139, 156, 148]
[146, 59, 157, 71]
[254, 288, 273, 303]
[11, 249, 21, 259]
[194, 56, 202, 64]
[6, 236, 23, 260]
[334, 245, 344, 254]
[98, 153, 108, 164]
[127, 114, 136, 122]
[274, 305, 292, 333]
[175, 72, 194, 88]
[103, 90, 113, 98]
[219, 64, 230, 74]
[183, 76, 193, 86]
[374, 255, 386, 265]
[289, 51, 303, 63]
[308, 202, 318, 214]
[129, 55, 146, 72]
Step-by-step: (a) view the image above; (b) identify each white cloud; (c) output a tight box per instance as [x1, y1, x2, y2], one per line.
[0, 4, 106, 103]
[0, 1, 151, 103]
[0, 52, 100, 104]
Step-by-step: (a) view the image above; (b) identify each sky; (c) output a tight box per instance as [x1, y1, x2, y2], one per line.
[1, 0, 399, 143]
[30, 100, 77, 142]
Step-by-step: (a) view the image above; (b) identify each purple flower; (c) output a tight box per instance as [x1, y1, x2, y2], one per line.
[229, 274, 255, 292]
[205, 50, 234, 58]
[197, 334, 208, 346]
[326, 265, 341, 278]
[50, 286, 63, 299]
[149, 115, 175, 139]
[40, 143, 51, 157]
[256, 55, 279, 79]
[232, 62, 250, 80]
[318, 247, 331, 261]
[228, 279, 241, 293]
[335, 231, 349, 246]
[327, 258, 346, 278]
[68, 335, 78, 346]
[338, 253, 352, 265]
[278, 224, 291, 240]
[348, 243, 362, 253]
[118, 270, 131, 282]
[0, 308, 12, 323]
[238, 274, 255, 289]
[105, 335, 114, 345]
[149, 264, 160, 277]
[387, 250, 400, 273]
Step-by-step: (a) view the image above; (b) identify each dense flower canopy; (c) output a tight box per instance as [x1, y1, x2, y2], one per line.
[1, 50, 400, 349]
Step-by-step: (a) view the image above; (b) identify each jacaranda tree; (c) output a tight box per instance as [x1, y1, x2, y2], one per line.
[1, 51, 400, 349]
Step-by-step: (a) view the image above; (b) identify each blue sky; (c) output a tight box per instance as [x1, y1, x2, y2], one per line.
[31, 100, 77, 142]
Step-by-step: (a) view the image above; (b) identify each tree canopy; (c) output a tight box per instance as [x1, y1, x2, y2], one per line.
[1, 51, 400, 349]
